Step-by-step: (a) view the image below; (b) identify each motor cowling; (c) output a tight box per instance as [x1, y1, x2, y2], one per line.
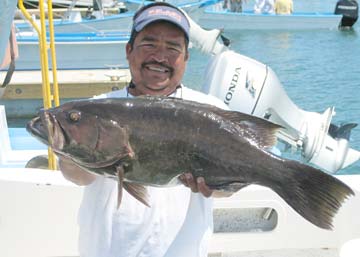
[335, 0, 359, 28]
[201, 50, 360, 173]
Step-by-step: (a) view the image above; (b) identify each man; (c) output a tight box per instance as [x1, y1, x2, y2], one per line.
[230, 0, 246, 13]
[254, 0, 275, 14]
[275, 0, 293, 15]
[59, 2, 230, 257]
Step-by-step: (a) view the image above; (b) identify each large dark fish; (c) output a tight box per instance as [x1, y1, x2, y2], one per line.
[26, 96, 354, 230]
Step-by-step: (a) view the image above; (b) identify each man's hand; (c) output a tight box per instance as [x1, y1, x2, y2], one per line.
[179, 173, 213, 197]
[179, 172, 235, 198]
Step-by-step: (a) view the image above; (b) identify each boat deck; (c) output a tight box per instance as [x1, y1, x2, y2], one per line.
[0, 68, 131, 119]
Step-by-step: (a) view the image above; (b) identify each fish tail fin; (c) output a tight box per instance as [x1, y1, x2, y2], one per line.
[273, 160, 354, 230]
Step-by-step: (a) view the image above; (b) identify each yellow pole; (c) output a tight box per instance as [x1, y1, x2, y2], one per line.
[18, 0, 59, 170]
[18, 1, 41, 35]
[47, 0, 60, 107]
[38, 0, 52, 109]
[46, 0, 60, 169]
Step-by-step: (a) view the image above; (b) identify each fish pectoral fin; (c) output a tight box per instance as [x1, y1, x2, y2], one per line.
[123, 182, 150, 207]
[211, 182, 250, 193]
[117, 166, 125, 208]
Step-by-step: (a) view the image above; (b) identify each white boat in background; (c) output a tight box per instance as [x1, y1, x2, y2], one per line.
[15, 8, 135, 33]
[15, 31, 129, 70]
[199, 8, 344, 30]
[198, 0, 359, 31]
[44, 11, 134, 33]
[22, 0, 118, 8]
[124, 0, 210, 12]
[15, 0, 213, 34]
[13, 0, 217, 71]
[124, 0, 212, 21]
[14, 0, 358, 34]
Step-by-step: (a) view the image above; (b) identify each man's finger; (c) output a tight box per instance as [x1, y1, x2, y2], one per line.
[185, 173, 198, 192]
[197, 177, 213, 197]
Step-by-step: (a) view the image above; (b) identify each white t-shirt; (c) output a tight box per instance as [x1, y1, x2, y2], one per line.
[78, 85, 228, 257]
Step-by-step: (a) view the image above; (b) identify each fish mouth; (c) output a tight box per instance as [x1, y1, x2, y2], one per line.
[27, 115, 49, 145]
[26, 110, 67, 151]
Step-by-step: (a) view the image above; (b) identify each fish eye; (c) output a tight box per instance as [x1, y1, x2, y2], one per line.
[68, 110, 81, 122]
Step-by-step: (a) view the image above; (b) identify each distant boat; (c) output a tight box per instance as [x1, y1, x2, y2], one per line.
[124, 0, 209, 12]
[15, 31, 129, 70]
[15, 9, 135, 33]
[15, 0, 211, 34]
[199, 7, 344, 30]
[22, 0, 118, 8]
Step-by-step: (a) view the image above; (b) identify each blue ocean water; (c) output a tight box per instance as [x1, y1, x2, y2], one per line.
[183, 0, 360, 174]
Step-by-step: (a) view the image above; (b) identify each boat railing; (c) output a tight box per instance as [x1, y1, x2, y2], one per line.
[0, 106, 47, 167]
[18, 0, 60, 170]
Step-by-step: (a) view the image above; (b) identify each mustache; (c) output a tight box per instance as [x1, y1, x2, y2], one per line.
[141, 61, 174, 73]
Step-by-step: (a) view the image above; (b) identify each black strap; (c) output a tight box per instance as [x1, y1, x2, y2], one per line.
[1, 29, 16, 88]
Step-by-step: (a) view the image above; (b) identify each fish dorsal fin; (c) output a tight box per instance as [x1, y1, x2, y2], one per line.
[135, 96, 281, 149]
[213, 109, 282, 149]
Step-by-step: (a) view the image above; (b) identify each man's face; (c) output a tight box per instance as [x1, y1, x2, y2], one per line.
[126, 21, 189, 96]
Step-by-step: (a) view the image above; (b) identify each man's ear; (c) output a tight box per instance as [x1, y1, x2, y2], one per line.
[185, 50, 189, 61]
[126, 43, 132, 59]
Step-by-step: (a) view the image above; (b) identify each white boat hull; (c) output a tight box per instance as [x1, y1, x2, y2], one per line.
[0, 167, 359, 257]
[0, 106, 359, 257]
[199, 9, 343, 30]
[15, 13, 135, 34]
[0, 169, 82, 257]
[210, 175, 360, 256]
[52, 13, 134, 33]
[23, 0, 117, 8]
[15, 33, 128, 70]
[15, 0, 207, 34]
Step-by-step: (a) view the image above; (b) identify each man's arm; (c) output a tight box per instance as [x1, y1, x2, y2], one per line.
[58, 157, 97, 186]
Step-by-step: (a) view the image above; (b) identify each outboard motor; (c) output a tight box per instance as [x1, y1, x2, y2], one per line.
[202, 50, 360, 174]
[335, 0, 359, 28]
